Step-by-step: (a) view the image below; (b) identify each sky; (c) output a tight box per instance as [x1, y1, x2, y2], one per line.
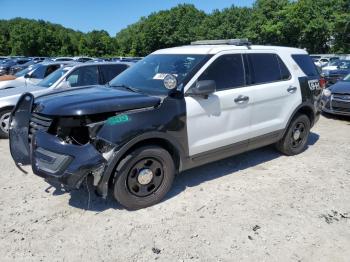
[1, 0, 255, 36]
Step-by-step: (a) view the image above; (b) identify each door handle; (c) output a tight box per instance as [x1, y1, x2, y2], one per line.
[287, 86, 297, 93]
[234, 95, 249, 103]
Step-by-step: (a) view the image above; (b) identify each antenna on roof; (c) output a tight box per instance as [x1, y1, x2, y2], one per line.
[191, 39, 251, 48]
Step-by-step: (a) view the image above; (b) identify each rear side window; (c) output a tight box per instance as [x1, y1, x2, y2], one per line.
[247, 54, 290, 84]
[44, 65, 60, 77]
[66, 66, 99, 87]
[292, 54, 319, 77]
[100, 64, 128, 83]
[198, 54, 245, 90]
[31, 65, 46, 79]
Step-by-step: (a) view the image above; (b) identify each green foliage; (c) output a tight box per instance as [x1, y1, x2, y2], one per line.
[0, 1, 349, 57]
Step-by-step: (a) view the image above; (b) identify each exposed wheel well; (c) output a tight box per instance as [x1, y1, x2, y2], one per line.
[295, 106, 315, 126]
[108, 138, 181, 186]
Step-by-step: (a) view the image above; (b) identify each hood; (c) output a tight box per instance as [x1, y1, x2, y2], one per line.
[34, 85, 161, 116]
[326, 68, 350, 76]
[0, 77, 26, 90]
[0, 84, 43, 98]
[322, 66, 338, 71]
[329, 81, 350, 94]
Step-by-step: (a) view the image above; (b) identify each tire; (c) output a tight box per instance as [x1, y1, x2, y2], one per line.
[113, 146, 175, 210]
[0, 109, 12, 139]
[276, 114, 310, 156]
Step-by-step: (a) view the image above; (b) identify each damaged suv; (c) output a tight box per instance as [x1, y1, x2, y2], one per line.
[10, 39, 322, 209]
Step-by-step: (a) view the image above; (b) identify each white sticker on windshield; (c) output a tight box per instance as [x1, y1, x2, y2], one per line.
[153, 73, 168, 80]
[153, 73, 178, 80]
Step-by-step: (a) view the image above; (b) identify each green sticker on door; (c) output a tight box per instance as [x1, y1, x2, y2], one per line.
[106, 114, 130, 125]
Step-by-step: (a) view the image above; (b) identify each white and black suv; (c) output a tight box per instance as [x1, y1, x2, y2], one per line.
[10, 39, 323, 209]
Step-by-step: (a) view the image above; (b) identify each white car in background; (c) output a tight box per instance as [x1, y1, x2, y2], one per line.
[0, 62, 73, 90]
[314, 58, 330, 67]
[0, 62, 133, 138]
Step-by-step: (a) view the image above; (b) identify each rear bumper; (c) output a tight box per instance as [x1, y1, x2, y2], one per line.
[31, 131, 107, 189]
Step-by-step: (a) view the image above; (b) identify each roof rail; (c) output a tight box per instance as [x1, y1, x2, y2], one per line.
[191, 39, 251, 47]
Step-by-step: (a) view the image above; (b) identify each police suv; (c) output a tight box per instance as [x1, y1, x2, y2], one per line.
[10, 39, 323, 209]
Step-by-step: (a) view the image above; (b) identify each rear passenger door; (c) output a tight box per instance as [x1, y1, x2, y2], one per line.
[245, 53, 301, 137]
[186, 53, 254, 156]
[99, 64, 129, 84]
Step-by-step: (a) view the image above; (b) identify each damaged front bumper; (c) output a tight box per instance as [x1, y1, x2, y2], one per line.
[31, 131, 107, 189]
[9, 93, 113, 193]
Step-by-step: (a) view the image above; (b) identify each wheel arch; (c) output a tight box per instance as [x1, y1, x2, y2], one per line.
[284, 103, 316, 137]
[96, 132, 185, 198]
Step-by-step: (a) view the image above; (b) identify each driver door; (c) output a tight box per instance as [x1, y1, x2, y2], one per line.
[185, 53, 254, 156]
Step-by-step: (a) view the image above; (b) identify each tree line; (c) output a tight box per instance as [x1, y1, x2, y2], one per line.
[0, 0, 349, 57]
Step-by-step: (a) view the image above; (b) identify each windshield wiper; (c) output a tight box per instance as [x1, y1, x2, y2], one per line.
[109, 84, 139, 93]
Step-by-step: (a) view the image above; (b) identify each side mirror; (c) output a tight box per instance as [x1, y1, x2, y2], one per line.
[24, 73, 31, 78]
[188, 80, 216, 98]
[57, 80, 71, 89]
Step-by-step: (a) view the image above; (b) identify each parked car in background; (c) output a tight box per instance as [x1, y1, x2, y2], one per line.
[74, 57, 94, 62]
[322, 60, 350, 86]
[9, 59, 41, 75]
[321, 73, 350, 116]
[0, 62, 132, 138]
[0, 61, 73, 90]
[52, 57, 75, 62]
[0, 58, 31, 76]
[314, 58, 330, 68]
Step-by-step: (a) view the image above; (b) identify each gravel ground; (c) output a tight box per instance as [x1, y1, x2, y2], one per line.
[0, 114, 349, 262]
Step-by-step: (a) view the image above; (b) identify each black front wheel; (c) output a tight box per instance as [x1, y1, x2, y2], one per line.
[276, 114, 311, 156]
[113, 146, 175, 210]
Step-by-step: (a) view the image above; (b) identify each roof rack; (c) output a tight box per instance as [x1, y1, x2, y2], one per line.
[191, 39, 251, 47]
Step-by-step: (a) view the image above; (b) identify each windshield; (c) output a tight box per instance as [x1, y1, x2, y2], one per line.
[15, 64, 40, 77]
[38, 67, 69, 88]
[109, 54, 209, 95]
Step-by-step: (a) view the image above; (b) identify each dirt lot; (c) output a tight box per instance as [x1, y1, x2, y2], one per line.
[0, 115, 349, 262]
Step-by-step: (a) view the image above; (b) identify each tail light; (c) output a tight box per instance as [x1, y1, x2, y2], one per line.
[319, 77, 326, 89]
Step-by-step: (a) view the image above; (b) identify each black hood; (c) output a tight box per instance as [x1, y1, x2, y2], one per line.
[330, 81, 350, 94]
[34, 85, 161, 116]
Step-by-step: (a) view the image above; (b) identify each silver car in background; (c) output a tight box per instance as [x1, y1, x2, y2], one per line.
[0, 62, 133, 138]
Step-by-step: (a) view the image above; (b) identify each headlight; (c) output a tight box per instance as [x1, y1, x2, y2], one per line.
[323, 89, 331, 97]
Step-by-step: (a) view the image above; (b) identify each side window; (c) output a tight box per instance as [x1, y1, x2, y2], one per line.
[276, 55, 291, 80]
[100, 64, 128, 84]
[248, 54, 283, 84]
[44, 65, 60, 77]
[30, 65, 46, 79]
[66, 66, 99, 87]
[198, 54, 245, 91]
[292, 54, 319, 77]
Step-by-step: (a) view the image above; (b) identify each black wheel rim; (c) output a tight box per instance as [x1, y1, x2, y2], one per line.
[126, 158, 164, 197]
[290, 122, 307, 148]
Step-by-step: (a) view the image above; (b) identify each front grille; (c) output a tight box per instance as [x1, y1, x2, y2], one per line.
[333, 94, 350, 101]
[29, 113, 52, 142]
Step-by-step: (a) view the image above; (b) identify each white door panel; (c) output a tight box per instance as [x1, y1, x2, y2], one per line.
[249, 78, 302, 137]
[186, 87, 254, 156]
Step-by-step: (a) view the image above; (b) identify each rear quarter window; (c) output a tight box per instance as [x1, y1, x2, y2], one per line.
[247, 53, 291, 85]
[292, 54, 319, 77]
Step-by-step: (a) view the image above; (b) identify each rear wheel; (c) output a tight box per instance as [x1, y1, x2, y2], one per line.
[113, 146, 175, 210]
[276, 114, 310, 156]
[0, 109, 11, 139]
